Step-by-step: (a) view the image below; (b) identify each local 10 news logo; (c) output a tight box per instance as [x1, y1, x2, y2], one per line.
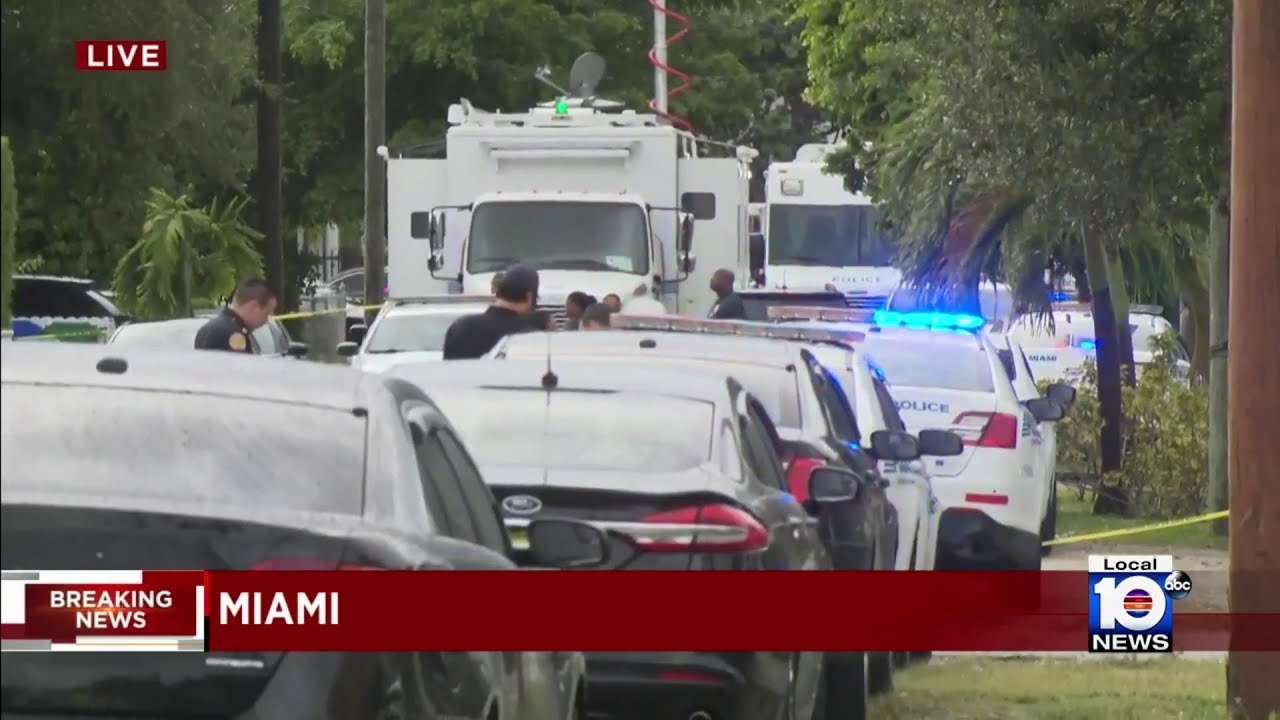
[1088, 554, 1192, 653]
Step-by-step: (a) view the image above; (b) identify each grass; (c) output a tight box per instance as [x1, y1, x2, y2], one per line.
[872, 657, 1232, 719]
[1053, 483, 1227, 550]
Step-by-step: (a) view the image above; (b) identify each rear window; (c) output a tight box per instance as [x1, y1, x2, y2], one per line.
[0, 385, 367, 514]
[860, 337, 995, 392]
[366, 311, 467, 353]
[630, 358, 801, 429]
[430, 389, 714, 472]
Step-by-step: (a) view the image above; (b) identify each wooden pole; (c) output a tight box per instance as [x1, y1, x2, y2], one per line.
[256, 0, 284, 302]
[363, 0, 387, 309]
[1226, 1, 1280, 716]
[1208, 193, 1229, 536]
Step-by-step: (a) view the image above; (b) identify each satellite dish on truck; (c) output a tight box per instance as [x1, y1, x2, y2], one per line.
[568, 52, 606, 98]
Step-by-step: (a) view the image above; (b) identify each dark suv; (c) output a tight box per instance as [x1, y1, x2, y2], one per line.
[10, 275, 127, 339]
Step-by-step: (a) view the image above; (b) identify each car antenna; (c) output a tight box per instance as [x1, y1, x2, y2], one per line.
[541, 329, 558, 390]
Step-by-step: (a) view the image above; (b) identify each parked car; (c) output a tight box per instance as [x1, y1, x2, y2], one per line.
[490, 321, 921, 714]
[10, 275, 128, 341]
[338, 296, 491, 371]
[106, 316, 309, 359]
[312, 266, 391, 333]
[0, 343, 593, 720]
[389, 356, 839, 720]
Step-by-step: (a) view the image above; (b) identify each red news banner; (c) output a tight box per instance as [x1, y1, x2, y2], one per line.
[5, 571, 1278, 652]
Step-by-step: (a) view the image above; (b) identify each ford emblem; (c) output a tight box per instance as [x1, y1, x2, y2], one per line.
[502, 495, 543, 516]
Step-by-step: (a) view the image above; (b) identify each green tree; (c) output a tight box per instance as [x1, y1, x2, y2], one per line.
[0, 0, 258, 281]
[112, 190, 264, 320]
[1, 136, 15, 328]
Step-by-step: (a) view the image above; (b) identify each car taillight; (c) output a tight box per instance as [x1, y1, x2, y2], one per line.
[952, 411, 1019, 449]
[625, 504, 770, 553]
[250, 559, 384, 571]
[785, 457, 826, 503]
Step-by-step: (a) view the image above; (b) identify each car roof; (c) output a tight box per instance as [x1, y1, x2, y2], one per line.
[1, 343, 371, 411]
[495, 329, 803, 369]
[388, 356, 740, 406]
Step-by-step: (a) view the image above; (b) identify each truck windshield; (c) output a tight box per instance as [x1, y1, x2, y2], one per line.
[768, 204, 895, 267]
[467, 201, 649, 275]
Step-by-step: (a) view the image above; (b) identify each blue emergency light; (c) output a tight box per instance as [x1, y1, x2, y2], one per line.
[1050, 291, 1073, 302]
[872, 310, 985, 331]
[1079, 339, 1097, 350]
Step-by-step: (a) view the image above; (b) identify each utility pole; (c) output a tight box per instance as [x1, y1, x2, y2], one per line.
[363, 0, 387, 309]
[1226, 1, 1280, 717]
[256, 0, 284, 303]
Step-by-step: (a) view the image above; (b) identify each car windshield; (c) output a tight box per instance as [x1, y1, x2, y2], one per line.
[860, 336, 996, 392]
[767, 204, 895, 267]
[0, 385, 367, 514]
[466, 201, 649, 275]
[110, 319, 275, 354]
[365, 311, 466, 353]
[429, 389, 714, 472]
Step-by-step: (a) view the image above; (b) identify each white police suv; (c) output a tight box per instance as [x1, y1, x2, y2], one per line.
[771, 307, 1072, 571]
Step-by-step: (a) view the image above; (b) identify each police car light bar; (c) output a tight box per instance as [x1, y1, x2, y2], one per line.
[872, 310, 986, 331]
[610, 315, 864, 344]
[767, 306, 877, 323]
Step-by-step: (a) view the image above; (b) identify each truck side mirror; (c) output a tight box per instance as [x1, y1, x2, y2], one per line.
[748, 233, 765, 278]
[428, 212, 445, 251]
[679, 215, 694, 254]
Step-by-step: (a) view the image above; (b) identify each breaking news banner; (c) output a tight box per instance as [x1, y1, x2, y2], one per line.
[1088, 554, 1191, 653]
[3, 570, 1277, 653]
[0, 571, 204, 651]
[74, 40, 167, 72]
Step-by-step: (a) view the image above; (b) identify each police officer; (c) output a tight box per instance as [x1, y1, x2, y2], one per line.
[443, 265, 540, 359]
[708, 268, 747, 320]
[193, 278, 277, 353]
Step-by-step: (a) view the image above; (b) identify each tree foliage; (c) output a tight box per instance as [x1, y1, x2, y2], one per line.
[112, 190, 264, 320]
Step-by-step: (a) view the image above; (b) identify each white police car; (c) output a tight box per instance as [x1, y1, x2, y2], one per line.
[336, 296, 489, 372]
[770, 307, 1072, 571]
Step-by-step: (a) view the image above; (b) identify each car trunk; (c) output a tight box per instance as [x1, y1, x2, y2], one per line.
[889, 387, 1000, 478]
[481, 466, 751, 571]
[0, 503, 388, 718]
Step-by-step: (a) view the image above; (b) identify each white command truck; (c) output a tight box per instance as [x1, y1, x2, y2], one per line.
[385, 95, 756, 325]
[749, 143, 901, 308]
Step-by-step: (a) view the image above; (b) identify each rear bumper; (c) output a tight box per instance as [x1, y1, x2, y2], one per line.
[935, 508, 1040, 570]
[583, 652, 751, 720]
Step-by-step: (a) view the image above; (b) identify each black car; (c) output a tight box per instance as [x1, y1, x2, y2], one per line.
[389, 357, 852, 720]
[490, 326, 924, 716]
[0, 343, 592, 720]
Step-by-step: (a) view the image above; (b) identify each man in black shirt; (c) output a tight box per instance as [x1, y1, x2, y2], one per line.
[193, 278, 277, 353]
[443, 265, 541, 359]
[707, 268, 747, 320]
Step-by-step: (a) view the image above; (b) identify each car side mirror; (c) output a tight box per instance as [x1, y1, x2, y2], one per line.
[808, 467, 858, 504]
[1026, 397, 1066, 423]
[526, 518, 609, 569]
[347, 323, 368, 344]
[868, 429, 921, 461]
[286, 341, 310, 358]
[917, 428, 964, 457]
[1045, 382, 1076, 409]
[336, 341, 359, 358]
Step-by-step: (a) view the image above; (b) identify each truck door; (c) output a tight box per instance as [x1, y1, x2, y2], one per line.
[388, 159, 454, 296]
[677, 158, 748, 317]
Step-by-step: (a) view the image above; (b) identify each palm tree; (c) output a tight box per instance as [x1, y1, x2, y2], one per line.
[112, 189, 264, 320]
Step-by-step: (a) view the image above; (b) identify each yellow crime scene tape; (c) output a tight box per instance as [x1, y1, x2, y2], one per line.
[1042, 509, 1229, 547]
[272, 303, 384, 322]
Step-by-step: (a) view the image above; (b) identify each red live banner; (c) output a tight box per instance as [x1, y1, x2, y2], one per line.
[203, 571, 1280, 652]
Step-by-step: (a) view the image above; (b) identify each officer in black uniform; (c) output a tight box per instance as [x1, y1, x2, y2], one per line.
[443, 265, 540, 360]
[708, 268, 747, 320]
[194, 278, 278, 354]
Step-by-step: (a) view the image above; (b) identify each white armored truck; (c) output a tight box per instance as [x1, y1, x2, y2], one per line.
[385, 54, 756, 325]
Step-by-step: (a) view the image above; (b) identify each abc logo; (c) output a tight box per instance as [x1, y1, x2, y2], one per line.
[1164, 570, 1193, 600]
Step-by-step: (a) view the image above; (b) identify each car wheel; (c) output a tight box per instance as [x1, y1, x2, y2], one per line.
[1040, 482, 1058, 556]
[868, 651, 894, 696]
[818, 653, 868, 720]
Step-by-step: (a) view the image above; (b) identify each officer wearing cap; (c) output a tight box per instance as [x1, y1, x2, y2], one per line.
[194, 278, 277, 354]
[443, 265, 540, 359]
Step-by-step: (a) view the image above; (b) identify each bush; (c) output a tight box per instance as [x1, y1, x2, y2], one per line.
[1, 136, 16, 329]
[1043, 331, 1208, 519]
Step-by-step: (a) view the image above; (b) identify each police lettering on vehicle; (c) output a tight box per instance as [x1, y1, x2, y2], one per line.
[897, 399, 950, 413]
[1027, 353, 1058, 362]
